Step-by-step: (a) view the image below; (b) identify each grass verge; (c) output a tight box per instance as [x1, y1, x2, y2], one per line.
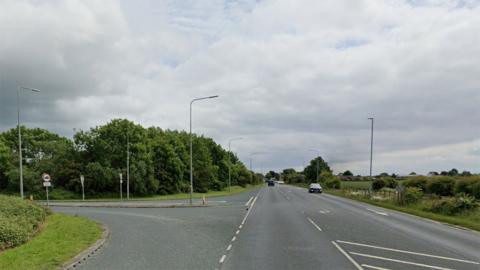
[326, 189, 480, 232]
[39, 184, 262, 202]
[0, 213, 102, 270]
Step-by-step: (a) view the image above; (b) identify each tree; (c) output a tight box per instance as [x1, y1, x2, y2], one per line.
[303, 157, 331, 183]
[342, 170, 353, 176]
[461, 170, 472, 177]
[265, 170, 279, 180]
[448, 168, 459, 176]
[409, 172, 417, 176]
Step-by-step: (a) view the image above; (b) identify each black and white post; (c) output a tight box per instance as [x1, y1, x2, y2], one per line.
[119, 173, 123, 201]
[80, 175, 85, 201]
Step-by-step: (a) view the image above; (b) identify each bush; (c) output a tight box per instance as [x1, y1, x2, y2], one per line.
[371, 179, 386, 191]
[385, 178, 398, 189]
[455, 178, 480, 199]
[0, 195, 49, 250]
[428, 193, 478, 215]
[472, 182, 480, 199]
[426, 178, 454, 196]
[403, 177, 427, 191]
[404, 187, 423, 205]
[324, 178, 341, 189]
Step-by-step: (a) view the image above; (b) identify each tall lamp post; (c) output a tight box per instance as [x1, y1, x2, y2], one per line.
[126, 131, 130, 200]
[309, 149, 320, 182]
[228, 137, 243, 192]
[368, 117, 374, 177]
[17, 86, 40, 199]
[190, 95, 219, 205]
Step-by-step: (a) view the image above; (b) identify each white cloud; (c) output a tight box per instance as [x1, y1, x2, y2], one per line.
[1, 0, 479, 175]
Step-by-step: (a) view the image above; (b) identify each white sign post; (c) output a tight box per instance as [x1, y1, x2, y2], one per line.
[42, 173, 51, 206]
[80, 175, 85, 201]
[119, 173, 123, 201]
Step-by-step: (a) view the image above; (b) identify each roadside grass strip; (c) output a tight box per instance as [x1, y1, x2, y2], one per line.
[333, 240, 479, 270]
[0, 213, 102, 270]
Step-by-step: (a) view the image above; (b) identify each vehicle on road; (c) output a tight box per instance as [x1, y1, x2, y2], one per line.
[267, 180, 275, 186]
[308, 183, 322, 193]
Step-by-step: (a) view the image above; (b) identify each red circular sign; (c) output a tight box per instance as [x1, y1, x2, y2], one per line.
[42, 173, 51, 182]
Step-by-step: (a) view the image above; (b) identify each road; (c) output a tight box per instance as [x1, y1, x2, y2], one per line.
[55, 185, 480, 270]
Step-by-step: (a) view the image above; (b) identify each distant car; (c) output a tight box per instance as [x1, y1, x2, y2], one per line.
[309, 183, 322, 193]
[267, 180, 275, 186]
[277, 180, 285, 184]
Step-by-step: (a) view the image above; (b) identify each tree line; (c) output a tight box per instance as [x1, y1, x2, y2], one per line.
[0, 119, 262, 197]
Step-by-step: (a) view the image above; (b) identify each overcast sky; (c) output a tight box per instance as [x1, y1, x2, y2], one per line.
[1, 0, 479, 175]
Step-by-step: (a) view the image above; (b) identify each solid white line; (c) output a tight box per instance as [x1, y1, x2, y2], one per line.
[307, 217, 322, 231]
[350, 252, 454, 270]
[332, 241, 364, 270]
[231, 236, 236, 242]
[361, 264, 392, 270]
[226, 244, 232, 251]
[337, 240, 479, 265]
[235, 230, 240, 235]
[366, 208, 389, 216]
[219, 255, 226, 263]
[245, 196, 254, 206]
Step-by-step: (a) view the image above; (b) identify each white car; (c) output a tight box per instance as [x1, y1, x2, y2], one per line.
[308, 183, 322, 193]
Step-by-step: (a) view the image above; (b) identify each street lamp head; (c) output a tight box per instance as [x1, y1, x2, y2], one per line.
[208, 95, 219, 99]
[19, 86, 41, 92]
[368, 117, 374, 120]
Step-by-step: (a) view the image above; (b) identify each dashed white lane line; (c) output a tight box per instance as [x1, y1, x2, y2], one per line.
[318, 209, 330, 214]
[238, 225, 242, 229]
[361, 264, 391, 270]
[350, 252, 453, 270]
[235, 230, 240, 235]
[245, 196, 254, 207]
[306, 217, 322, 232]
[332, 241, 364, 270]
[231, 236, 236, 242]
[337, 240, 479, 265]
[219, 255, 226, 263]
[241, 196, 258, 225]
[226, 244, 232, 251]
[366, 208, 389, 216]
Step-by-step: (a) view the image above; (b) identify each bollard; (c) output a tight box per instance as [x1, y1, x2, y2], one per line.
[202, 195, 206, 205]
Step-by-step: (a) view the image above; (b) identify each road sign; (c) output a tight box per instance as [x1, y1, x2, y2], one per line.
[43, 182, 51, 187]
[42, 173, 51, 182]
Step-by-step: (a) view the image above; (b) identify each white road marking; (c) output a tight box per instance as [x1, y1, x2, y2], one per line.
[238, 225, 242, 229]
[337, 240, 479, 265]
[226, 244, 232, 251]
[332, 241, 364, 270]
[241, 196, 258, 225]
[307, 217, 323, 231]
[366, 208, 389, 216]
[235, 230, 240, 235]
[219, 255, 226, 263]
[231, 236, 236, 242]
[361, 264, 392, 270]
[350, 252, 454, 270]
[318, 209, 330, 214]
[245, 196, 254, 206]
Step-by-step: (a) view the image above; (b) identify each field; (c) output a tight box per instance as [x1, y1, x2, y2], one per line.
[340, 181, 372, 189]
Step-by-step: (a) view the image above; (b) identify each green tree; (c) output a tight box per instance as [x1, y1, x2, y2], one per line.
[303, 157, 331, 183]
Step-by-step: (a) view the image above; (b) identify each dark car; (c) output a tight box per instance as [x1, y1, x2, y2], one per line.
[267, 180, 275, 186]
[308, 183, 322, 193]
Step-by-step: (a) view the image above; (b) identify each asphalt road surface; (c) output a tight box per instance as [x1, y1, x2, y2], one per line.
[55, 185, 480, 270]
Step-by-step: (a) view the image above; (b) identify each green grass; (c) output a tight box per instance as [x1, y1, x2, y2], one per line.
[326, 190, 480, 232]
[341, 181, 372, 189]
[0, 213, 102, 270]
[30, 184, 263, 202]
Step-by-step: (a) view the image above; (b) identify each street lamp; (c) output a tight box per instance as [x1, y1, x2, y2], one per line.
[126, 130, 130, 200]
[309, 149, 320, 182]
[228, 137, 243, 192]
[17, 86, 40, 199]
[190, 95, 219, 205]
[368, 117, 374, 177]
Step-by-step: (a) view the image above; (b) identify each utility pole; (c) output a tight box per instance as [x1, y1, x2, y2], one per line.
[368, 117, 374, 177]
[127, 131, 130, 200]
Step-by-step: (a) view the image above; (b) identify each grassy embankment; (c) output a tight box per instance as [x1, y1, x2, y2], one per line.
[39, 184, 262, 201]
[0, 195, 102, 270]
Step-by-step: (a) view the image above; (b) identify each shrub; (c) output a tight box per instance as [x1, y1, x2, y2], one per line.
[403, 177, 427, 191]
[472, 182, 480, 199]
[372, 179, 386, 191]
[324, 178, 341, 189]
[455, 178, 480, 199]
[404, 187, 423, 205]
[428, 193, 478, 215]
[385, 178, 397, 189]
[0, 195, 49, 250]
[426, 178, 454, 196]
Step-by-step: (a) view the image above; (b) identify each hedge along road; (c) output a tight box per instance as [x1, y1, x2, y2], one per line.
[52, 189, 260, 270]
